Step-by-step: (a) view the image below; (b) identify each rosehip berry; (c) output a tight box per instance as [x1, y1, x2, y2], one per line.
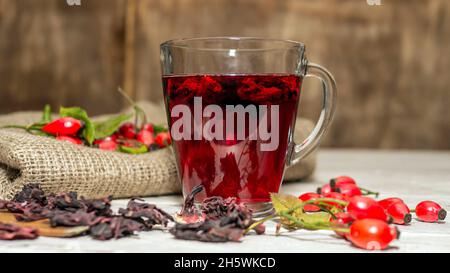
[97, 140, 117, 151]
[142, 123, 154, 134]
[335, 183, 362, 198]
[378, 197, 404, 210]
[347, 196, 389, 222]
[330, 176, 356, 188]
[348, 219, 399, 250]
[119, 122, 136, 139]
[386, 202, 411, 225]
[298, 192, 322, 212]
[323, 192, 348, 209]
[317, 184, 333, 195]
[330, 212, 354, 238]
[56, 135, 82, 145]
[415, 201, 447, 222]
[155, 132, 171, 148]
[136, 130, 155, 146]
[94, 135, 118, 145]
[42, 117, 82, 136]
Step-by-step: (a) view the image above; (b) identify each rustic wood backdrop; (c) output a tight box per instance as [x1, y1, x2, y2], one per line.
[0, 0, 449, 149]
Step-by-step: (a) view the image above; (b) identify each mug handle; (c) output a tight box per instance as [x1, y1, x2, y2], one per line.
[288, 62, 337, 166]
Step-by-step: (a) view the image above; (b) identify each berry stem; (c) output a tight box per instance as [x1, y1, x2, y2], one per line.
[244, 215, 276, 234]
[359, 187, 379, 198]
[315, 204, 338, 219]
[279, 211, 350, 233]
[304, 198, 349, 207]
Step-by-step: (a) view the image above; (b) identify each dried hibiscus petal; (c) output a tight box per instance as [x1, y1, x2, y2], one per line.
[118, 199, 173, 228]
[89, 217, 145, 240]
[81, 196, 113, 217]
[170, 220, 244, 242]
[49, 210, 101, 227]
[13, 202, 53, 222]
[0, 222, 39, 240]
[48, 192, 86, 212]
[12, 183, 47, 205]
[201, 196, 253, 229]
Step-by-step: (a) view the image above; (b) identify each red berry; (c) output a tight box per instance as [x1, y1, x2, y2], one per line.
[142, 123, 154, 134]
[415, 201, 447, 222]
[323, 192, 348, 209]
[136, 130, 155, 146]
[387, 202, 411, 225]
[330, 212, 354, 238]
[335, 183, 362, 198]
[330, 176, 356, 188]
[298, 192, 322, 212]
[56, 135, 82, 145]
[378, 197, 404, 210]
[42, 117, 82, 136]
[155, 132, 171, 148]
[98, 140, 117, 151]
[347, 196, 389, 222]
[94, 135, 118, 145]
[119, 122, 136, 139]
[317, 184, 333, 195]
[348, 219, 398, 250]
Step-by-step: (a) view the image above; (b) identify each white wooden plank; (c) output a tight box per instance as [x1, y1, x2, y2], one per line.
[1, 149, 449, 252]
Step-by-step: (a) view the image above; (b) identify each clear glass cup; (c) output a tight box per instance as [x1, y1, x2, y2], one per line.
[160, 37, 337, 217]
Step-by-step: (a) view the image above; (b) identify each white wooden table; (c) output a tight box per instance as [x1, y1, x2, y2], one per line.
[1, 149, 449, 253]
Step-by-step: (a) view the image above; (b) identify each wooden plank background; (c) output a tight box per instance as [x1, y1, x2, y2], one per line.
[0, 0, 449, 149]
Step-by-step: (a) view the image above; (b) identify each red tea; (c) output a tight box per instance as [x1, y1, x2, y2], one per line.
[163, 74, 301, 203]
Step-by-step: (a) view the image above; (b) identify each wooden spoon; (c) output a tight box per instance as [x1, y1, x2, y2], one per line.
[0, 212, 88, 238]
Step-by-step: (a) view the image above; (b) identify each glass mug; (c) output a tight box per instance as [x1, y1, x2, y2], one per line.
[160, 37, 336, 216]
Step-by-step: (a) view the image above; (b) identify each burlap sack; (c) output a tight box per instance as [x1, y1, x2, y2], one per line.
[0, 101, 316, 200]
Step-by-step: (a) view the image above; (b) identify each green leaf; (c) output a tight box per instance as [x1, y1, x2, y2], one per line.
[60, 107, 94, 145]
[118, 144, 148, 154]
[153, 124, 168, 134]
[271, 193, 332, 230]
[41, 104, 52, 123]
[93, 114, 132, 140]
[270, 193, 304, 229]
[299, 212, 331, 228]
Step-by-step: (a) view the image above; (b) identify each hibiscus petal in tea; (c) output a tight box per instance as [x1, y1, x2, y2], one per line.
[163, 74, 301, 210]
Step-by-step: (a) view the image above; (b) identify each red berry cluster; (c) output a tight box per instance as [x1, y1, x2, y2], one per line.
[93, 122, 171, 151]
[299, 175, 447, 250]
[41, 117, 171, 153]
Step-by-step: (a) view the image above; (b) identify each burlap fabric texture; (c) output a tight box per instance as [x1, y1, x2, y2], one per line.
[0, 101, 316, 200]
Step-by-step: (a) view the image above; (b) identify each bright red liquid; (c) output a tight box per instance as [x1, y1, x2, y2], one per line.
[163, 74, 301, 203]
